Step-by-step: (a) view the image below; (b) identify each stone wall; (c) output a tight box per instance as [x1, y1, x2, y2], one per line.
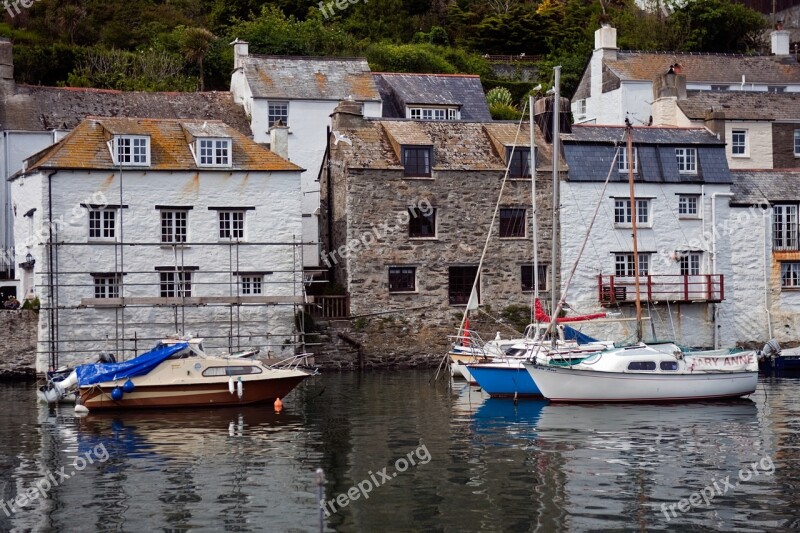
[0, 310, 38, 379]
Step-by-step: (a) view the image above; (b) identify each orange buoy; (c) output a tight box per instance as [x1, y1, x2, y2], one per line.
[274, 397, 283, 412]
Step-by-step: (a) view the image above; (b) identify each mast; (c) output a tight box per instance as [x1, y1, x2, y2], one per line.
[625, 121, 643, 342]
[550, 66, 560, 324]
[529, 94, 539, 319]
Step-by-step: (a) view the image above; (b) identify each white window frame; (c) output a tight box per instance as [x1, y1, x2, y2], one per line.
[408, 107, 459, 121]
[240, 275, 263, 295]
[613, 199, 650, 227]
[88, 209, 116, 241]
[268, 101, 289, 127]
[576, 99, 587, 116]
[160, 210, 188, 244]
[678, 195, 699, 218]
[679, 253, 701, 276]
[93, 274, 120, 299]
[675, 148, 697, 174]
[731, 129, 748, 157]
[615, 253, 649, 277]
[794, 129, 800, 157]
[618, 147, 638, 173]
[113, 135, 150, 166]
[782, 262, 800, 288]
[160, 271, 192, 298]
[774, 204, 799, 251]
[196, 138, 232, 167]
[219, 210, 246, 241]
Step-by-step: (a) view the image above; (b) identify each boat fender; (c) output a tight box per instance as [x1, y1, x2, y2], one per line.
[74, 404, 90, 416]
[274, 397, 283, 412]
[111, 387, 124, 401]
[237, 377, 243, 400]
[122, 379, 135, 393]
[228, 377, 235, 395]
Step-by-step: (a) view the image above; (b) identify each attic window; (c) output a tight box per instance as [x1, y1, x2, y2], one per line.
[114, 136, 150, 166]
[408, 107, 459, 121]
[197, 138, 232, 167]
[402, 146, 432, 177]
[506, 147, 531, 178]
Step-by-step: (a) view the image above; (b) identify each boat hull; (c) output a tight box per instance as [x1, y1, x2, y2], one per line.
[467, 363, 541, 398]
[449, 353, 483, 384]
[525, 363, 758, 403]
[79, 374, 308, 410]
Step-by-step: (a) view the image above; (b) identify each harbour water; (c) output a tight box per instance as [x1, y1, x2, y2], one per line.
[0, 371, 798, 532]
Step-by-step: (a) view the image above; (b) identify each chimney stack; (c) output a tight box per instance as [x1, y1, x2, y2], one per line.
[771, 23, 790, 56]
[230, 38, 249, 70]
[269, 119, 289, 160]
[331, 98, 364, 130]
[594, 24, 618, 60]
[534, 96, 572, 144]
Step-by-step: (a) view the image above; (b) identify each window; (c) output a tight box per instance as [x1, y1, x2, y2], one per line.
[449, 266, 479, 305]
[710, 85, 730, 91]
[774, 204, 798, 251]
[660, 361, 679, 371]
[613, 199, 650, 225]
[521, 264, 548, 291]
[408, 207, 436, 238]
[675, 148, 697, 174]
[408, 107, 458, 120]
[506, 147, 531, 178]
[268, 101, 288, 126]
[794, 130, 800, 156]
[160, 210, 188, 243]
[388, 266, 416, 293]
[731, 129, 748, 157]
[782, 262, 800, 288]
[402, 146, 432, 177]
[678, 195, 698, 217]
[219, 211, 245, 240]
[627, 361, 656, 371]
[88, 209, 116, 240]
[197, 138, 231, 167]
[203, 366, 263, 377]
[114, 136, 149, 166]
[769, 86, 787, 94]
[576, 99, 587, 116]
[679, 253, 701, 276]
[240, 275, 262, 295]
[615, 253, 649, 277]
[618, 147, 637, 173]
[499, 208, 526, 238]
[160, 271, 192, 297]
[93, 274, 120, 299]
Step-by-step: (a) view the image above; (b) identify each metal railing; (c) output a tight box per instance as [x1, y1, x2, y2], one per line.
[598, 274, 724, 305]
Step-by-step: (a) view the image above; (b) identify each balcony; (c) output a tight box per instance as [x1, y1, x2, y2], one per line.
[597, 274, 724, 306]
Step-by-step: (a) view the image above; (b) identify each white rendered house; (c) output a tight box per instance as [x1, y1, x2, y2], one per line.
[11, 117, 304, 371]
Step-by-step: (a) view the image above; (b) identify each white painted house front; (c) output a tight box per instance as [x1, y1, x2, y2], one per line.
[11, 117, 304, 372]
[229, 42, 383, 267]
[560, 125, 737, 348]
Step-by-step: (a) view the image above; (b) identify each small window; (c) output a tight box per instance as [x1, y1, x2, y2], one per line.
[160, 210, 188, 243]
[500, 208, 526, 238]
[794, 130, 800, 156]
[408, 107, 457, 120]
[88, 209, 116, 240]
[769, 86, 787, 94]
[114, 136, 150, 166]
[219, 210, 245, 240]
[731, 129, 748, 157]
[202, 365, 263, 377]
[408, 207, 436, 238]
[613, 199, 649, 225]
[710, 85, 729, 91]
[618, 147, 637, 173]
[93, 274, 120, 298]
[576, 99, 587, 116]
[388, 266, 416, 293]
[506, 147, 531, 179]
[403, 146, 432, 177]
[241, 275, 262, 295]
[615, 253, 649, 277]
[449, 266, 479, 305]
[521, 264, 548, 292]
[268, 101, 289, 127]
[197, 138, 231, 167]
[781, 262, 800, 289]
[160, 271, 192, 297]
[678, 195, 698, 217]
[774, 204, 799, 251]
[679, 253, 701, 276]
[627, 361, 656, 371]
[675, 148, 697, 174]
[660, 361, 679, 371]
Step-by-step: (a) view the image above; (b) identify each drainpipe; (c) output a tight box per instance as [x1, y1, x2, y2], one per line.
[764, 207, 773, 339]
[46, 170, 57, 370]
[711, 191, 733, 349]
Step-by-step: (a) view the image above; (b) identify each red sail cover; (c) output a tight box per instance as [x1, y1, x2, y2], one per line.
[534, 299, 607, 323]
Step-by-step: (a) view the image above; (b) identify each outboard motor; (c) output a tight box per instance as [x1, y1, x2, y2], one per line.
[98, 351, 117, 364]
[758, 339, 781, 366]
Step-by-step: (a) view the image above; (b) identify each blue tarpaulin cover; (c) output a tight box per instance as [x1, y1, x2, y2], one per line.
[562, 326, 599, 346]
[76, 342, 189, 386]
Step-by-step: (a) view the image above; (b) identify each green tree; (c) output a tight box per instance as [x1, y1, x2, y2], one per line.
[177, 26, 215, 91]
[668, 0, 767, 53]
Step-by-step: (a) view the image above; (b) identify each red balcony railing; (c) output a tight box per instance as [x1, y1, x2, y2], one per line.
[597, 274, 724, 306]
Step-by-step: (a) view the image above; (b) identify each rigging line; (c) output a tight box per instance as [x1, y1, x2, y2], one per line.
[475, 307, 524, 337]
[666, 298, 677, 342]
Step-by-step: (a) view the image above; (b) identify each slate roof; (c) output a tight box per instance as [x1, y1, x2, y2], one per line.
[241, 55, 381, 101]
[677, 90, 800, 120]
[373, 73, 492, 120]
[731, 169, 800, 205]
[2, 86, 252, 134]
[562, 125, 731, 184]
[20, 117, 302, 174]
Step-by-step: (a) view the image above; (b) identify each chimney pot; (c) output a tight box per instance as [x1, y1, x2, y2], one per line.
[594, 25, 617, 52]
[269, 120, 289, 160]
[771, 28, 790, 56]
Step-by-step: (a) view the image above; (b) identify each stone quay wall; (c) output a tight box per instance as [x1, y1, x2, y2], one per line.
[0, 310, 38, 379]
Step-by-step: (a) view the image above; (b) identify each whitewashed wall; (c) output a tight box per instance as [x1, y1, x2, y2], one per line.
[12, 168, 303, 371]
[560, 180, 735, 348]
[725, 121, 773, 169]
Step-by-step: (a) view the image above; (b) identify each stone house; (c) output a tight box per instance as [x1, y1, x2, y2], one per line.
[559, 125, 737, 348]
[319, 100, 562, 362]
[573, 25, 800, 127]
[11, 117, 304, 371]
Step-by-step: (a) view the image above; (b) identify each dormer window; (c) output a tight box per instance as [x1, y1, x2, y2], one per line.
[197, 138, 232, 167]
[402, 146, 432, 177]
[114, 135, 150, 166]
[506, 147, 532, 178]
[408, 107, 459, 121]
